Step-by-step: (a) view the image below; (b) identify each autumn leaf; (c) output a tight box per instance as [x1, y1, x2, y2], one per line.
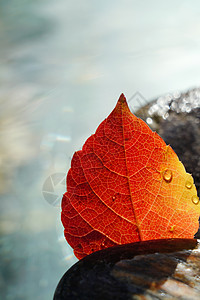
[61, 94, 200, 259]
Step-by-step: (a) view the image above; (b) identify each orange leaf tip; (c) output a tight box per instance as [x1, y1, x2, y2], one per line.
[114, 93, 131, 113]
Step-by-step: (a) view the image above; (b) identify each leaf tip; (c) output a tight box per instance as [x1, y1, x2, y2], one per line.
[117, 93, 128, 106]
[115, 93, 130, 113]
[118, 93, 127, 103]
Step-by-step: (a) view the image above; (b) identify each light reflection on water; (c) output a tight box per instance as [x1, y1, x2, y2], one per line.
[1, 0, 200, 299]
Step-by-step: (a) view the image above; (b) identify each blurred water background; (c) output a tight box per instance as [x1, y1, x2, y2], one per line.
[0, 1, 200, 299]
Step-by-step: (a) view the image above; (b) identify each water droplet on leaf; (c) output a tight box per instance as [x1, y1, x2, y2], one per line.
[185, 181, 193, 189]
[163, 169, 172, 183]
[192, 196, 199, 205]
[101, 241, 106, 249]
[185, 174, 194, 189]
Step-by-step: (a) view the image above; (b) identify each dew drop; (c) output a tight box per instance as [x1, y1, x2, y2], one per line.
[185, 180, 193, 189]
[101, 241, 106, 249]
[163, 169, 172, 183]
[112, 196, 116, 201]
[185, 174, 194, 189]
[192, 195, 199, 205]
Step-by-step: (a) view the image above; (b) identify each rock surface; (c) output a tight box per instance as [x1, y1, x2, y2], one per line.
[54, 239, 200, 300]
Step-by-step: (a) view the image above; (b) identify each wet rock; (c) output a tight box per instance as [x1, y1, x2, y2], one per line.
[54, 239, 200, 300]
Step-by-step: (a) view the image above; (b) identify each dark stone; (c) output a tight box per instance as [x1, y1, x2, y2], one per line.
[54, 239, 199, 300]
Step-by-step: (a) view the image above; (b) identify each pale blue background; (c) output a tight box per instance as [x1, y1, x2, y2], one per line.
[0, 1, 200, 299]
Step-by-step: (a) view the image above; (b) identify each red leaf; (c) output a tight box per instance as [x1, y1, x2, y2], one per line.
[62, 94, 200, 259]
